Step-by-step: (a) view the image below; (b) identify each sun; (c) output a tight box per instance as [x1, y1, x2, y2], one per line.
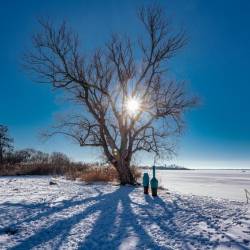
[126, 97, 141, 115]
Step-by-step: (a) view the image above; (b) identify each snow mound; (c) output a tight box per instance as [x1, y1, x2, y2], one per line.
[0, 176, 249, 249]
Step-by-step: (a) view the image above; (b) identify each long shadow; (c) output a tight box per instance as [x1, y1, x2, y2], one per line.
[176, 196, 250, 250]
[80, 187, 163, 249]
[3, 186, 249, 250]
[1, 186, 103, 231]
[144, 194, 249, 250]
[144, 195, 215, 248]
[118, 188, 168, 249]
[10, 187, 121, 249]
[10, 187, 167, 250]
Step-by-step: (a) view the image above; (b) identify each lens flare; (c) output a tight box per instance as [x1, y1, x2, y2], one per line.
[126, 97, 140, 115]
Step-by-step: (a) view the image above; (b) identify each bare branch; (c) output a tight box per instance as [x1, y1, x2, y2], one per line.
[24, 4, 198, 184]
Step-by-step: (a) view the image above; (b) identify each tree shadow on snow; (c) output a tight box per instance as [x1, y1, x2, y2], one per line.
[8, 186, 161, 250]
[143, 195, 249, 250]
[2, 186, 249, 250]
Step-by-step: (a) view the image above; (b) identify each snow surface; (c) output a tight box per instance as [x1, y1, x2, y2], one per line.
[144, 169, 250, 202]
[0, 176, 249, 250]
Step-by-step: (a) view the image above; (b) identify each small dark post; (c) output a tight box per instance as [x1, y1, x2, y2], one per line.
[143, 173, 149, 194]
[150, 165, 158, 196]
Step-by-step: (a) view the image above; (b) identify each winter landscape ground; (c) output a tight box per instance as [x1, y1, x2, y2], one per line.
[148, 169, 250, 202]
[0, 172, 249, 250]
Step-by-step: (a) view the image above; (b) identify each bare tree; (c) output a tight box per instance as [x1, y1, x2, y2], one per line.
[0, 125, 14, 164]
[24, 5, 197, 184]
[50, 152, 70, 166]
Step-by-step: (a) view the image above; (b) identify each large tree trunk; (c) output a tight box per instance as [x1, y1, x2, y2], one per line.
[114, 159, 135, 185]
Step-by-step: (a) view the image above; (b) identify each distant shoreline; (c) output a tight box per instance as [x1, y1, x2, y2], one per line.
[140, 166, 189, 170]
[139, 167, 250, 170]
[189, 168, 250, 170]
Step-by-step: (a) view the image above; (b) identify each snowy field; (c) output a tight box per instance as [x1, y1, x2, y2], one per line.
[0, 176, 249, 249]
[145, 169, 250, 202]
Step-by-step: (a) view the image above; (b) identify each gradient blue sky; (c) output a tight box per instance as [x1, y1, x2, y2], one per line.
[0, 0, 250, 168]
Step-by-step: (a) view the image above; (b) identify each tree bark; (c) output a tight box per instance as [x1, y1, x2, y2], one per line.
[114, 160, 135, 185]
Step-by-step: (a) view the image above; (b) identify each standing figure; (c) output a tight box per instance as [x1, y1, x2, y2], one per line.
[143, 173, 149, 194]
[151, 166, 158, 196]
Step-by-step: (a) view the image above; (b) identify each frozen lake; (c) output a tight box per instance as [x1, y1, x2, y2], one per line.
[144, 169, 250, 202]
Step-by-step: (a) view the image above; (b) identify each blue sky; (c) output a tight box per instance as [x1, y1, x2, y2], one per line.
[0, 0, 250, 168]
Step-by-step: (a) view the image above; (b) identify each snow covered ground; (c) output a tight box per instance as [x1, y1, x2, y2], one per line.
[144, 169, 250, 202]
[0, 176, 249, 249]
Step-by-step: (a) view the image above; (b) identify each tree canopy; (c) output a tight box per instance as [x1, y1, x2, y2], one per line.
[24, 5, 197, 184]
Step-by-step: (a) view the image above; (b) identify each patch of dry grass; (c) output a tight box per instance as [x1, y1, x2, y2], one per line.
[67, 165, 141, 183]
[0, 163, 141, 184]
[79, 166, 118, 183]
[0, 163, 88, 176]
